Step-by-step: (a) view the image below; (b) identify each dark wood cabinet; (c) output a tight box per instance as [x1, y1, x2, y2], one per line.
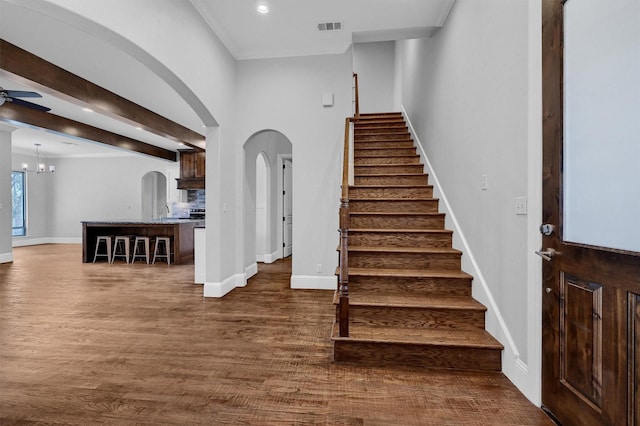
[177, 149, 205, 189]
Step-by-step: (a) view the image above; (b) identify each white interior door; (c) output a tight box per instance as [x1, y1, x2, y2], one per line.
[283, 159, 292, 257]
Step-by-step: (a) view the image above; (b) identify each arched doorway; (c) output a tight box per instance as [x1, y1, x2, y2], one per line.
[243, 130, 292, 274]
[141, 171, 167, 220]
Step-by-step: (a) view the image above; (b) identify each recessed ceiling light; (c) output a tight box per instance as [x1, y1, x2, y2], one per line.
[257, 4, 269, 14]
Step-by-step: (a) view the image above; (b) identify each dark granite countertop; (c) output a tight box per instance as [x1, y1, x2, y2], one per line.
[82, 219, 204, 225]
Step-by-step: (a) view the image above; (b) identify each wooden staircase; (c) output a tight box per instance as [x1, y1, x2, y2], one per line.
[332, 112, 503, 371]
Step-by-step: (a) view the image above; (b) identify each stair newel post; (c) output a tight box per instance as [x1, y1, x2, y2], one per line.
[338, 199, 350, 337]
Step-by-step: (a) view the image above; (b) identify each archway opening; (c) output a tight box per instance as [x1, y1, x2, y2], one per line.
[141, 171, 167, 220]
[243, 130, 292, 275]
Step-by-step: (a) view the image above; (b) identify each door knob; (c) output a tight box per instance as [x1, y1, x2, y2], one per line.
[535, 248, 557, 261]
[546, 288, 551, 293]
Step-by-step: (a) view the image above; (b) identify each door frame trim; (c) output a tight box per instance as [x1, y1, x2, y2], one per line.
[525, 0, 544, 407]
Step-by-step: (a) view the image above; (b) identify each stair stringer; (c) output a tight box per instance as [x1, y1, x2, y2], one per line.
[400, 106, 530, 388]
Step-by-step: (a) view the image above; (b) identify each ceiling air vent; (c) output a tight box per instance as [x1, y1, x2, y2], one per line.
[318, 21, 343, 32]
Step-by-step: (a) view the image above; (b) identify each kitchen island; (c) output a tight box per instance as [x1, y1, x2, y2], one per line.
[82, 219, 204, 264]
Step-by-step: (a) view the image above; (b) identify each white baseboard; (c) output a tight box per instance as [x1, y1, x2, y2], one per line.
[204, 264, 257, 297]
[244, 263, 258, 284]
[0, 252, 13, 263]
[290, 274, 336, 290]
[203, 273, 242, 298]
[264, 249, 281, 264]
[12, 237, 81, 247]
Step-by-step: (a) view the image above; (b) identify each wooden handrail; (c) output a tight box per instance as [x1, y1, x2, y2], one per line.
[338, 116, 351, 337]
[353, 73, 360, 118]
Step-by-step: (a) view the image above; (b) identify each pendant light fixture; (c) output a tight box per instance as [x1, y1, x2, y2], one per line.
[21, 143, 55, 174]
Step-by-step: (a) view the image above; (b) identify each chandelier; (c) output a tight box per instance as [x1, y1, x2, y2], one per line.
[21, 143, 55, 174]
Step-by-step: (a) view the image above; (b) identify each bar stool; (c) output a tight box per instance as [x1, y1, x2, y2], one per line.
[93, 236, 112, 263]
[112, 235, 132, 264]
[152, 236, 171, 265]
[132, 236, 151, 264]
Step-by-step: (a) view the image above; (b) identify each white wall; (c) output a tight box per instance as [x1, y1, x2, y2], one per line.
[48, 154, 179, 239]
[395, 0, 539, 401]
[236, 52, 352, 290]
[353, 42, 396, 113]
[6, 150, 179, 245]
[0, 127, 13, 262]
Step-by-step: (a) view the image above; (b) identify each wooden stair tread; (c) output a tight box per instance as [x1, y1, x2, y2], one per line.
[354, 173, 424, 177]
[348, 197, 436, 201]
[350, 228, 452, 234]
[347, 267, 473, 280]
[350, 184, 431, 189]
[355, 155, 416, 159]
[332, 323, 503, 350]
[347, 246, 461, 255]
[354, 142, 412, 145]
[336, 293, 487, 311]
[354, 163, 422, 167]
[349, 212, 443, 216]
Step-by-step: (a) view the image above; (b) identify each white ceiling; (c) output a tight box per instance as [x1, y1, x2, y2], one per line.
[192, 0, 455, 59]
[1, 0, 454, 156]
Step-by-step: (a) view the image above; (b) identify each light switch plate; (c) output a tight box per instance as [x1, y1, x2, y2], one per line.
[481, 174, 488, 190]
[515, 196, 527, 215]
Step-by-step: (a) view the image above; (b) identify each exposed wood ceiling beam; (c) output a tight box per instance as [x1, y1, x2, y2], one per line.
[0, 102, 177, 162]
[0, 39, 206, 151]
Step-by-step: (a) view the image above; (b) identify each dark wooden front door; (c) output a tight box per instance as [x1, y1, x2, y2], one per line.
[541, 1, 640, 425]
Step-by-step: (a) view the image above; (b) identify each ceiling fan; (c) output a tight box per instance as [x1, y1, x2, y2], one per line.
[0, 87, 51, 112]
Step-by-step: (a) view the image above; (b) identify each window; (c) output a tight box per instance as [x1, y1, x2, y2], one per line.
[11, 171, 26, 237]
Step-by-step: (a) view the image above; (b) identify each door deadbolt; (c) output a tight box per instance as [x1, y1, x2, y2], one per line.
[539, 224, 555, 236]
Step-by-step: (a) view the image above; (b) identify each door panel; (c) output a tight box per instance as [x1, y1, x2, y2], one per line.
[560, 275, 602, 409]
[542, 1, 640, 424]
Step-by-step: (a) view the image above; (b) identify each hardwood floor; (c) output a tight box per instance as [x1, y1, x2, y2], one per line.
[0, 245, 553, 425]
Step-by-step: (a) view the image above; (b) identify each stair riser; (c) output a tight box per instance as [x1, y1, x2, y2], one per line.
[348, 275, 472, 297]
[354, 175, 428, 186]
[350, 306, 486, 330]
[354, 165, 424, 175]
[350, 215, 445, 230]
[355, 116, 405, 122]
[350, 186, 433, 198]
[355, 127, 408, 134]
[354, 126, 407, 133]
[354, 135, 413, 146]
[354, 141, 414, 149]
[348, 251, 461, 270]
[333, 341, 502, 371]
[348, 231, 451, 248]
[354, 156, 421, 165]
[353, 131, 413, 142]
[355, 148, 417, 157]
[355, 119, 406, 125]
[349, 199, 439, 213]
